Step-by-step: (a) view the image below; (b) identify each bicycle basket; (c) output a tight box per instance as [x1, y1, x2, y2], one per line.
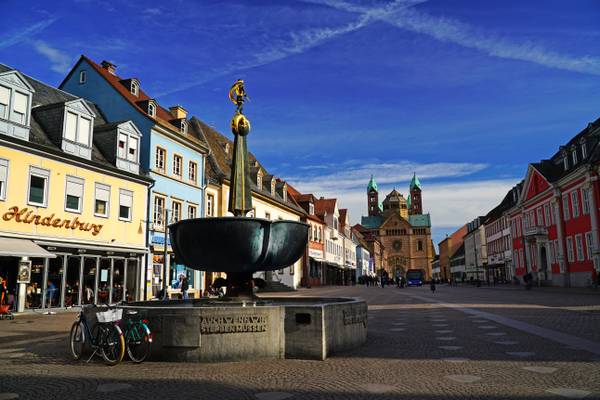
[96, 308, 123, 323]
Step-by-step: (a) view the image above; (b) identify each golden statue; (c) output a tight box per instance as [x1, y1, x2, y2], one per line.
[228, 79, 253, 216]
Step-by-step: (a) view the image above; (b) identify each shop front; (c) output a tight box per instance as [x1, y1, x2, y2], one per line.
[307, 248, 324, 286]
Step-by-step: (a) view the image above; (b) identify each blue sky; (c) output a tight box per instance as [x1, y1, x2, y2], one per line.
[1, 0, 600, 246]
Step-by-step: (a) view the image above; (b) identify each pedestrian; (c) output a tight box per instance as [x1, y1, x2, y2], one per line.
[430, 279, 436, 294]
[0, 277, 7, 306]
[46, 280, 57, 307]
[181, 275, 189, 300]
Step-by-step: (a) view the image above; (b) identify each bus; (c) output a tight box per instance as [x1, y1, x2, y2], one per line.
[406, 269, 425, 286]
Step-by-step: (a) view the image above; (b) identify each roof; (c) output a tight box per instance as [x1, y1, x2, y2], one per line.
[0, 64, 151, 183]
[408, 214, 431, 227]
[63, 56, 207, 152]
[484, 187, 517, 223]
[188, 116, 304, 214]
[314, 198, 337, 218]
[410, 173, 421, 190]
[367, 175, 378, 192]
[339, 209, 347, 222]
[360, 215, 384, 229]
[450, 242, 465, 259]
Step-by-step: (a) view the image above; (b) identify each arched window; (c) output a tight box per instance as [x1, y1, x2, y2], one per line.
[148, 102, 156, 117]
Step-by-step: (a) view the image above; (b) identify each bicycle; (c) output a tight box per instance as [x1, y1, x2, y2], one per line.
[121, 309, 152, 363]
[69, 305, 125, 366]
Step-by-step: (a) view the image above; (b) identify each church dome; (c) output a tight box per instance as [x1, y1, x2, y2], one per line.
[382, 189, 407, 211]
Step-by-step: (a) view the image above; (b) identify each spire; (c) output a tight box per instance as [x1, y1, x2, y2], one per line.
[410, 172, 421, 190]
[367, 174, 378, 192]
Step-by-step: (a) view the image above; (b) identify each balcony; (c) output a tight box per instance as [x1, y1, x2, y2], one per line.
[524, 226, 548, 238]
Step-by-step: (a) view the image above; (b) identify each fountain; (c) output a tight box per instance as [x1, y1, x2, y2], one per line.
[94, 81, 367, 362]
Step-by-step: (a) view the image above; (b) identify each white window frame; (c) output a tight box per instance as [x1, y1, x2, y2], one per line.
[536, 207, 543, 227]
[173, 154, 183, 178]
[562, 194, 570, 220]
[575, 234, 584, 261]
[94, 183, 110, 218]
[131, 81, 139, 96]
[79, 70, 86, 84]
[571, 191, 580, 218]
[153, 195, 165, 229]
[171, 200, 182, 223]
[118, 189, 133, 222]
[188, 204, 197, 220]
[155, 147, 166, 173]
[544, 204, 551, 227]
[563, 157, 568, 171]
[582, 143, 587, 159]
[189, 161, 197, 184]
[566, 236, 574, 263]
[583, 188, 590, 215]
[257, 174, 262, 189]
[27, 166, 50, 207]
[64, 175, 84, 214]
[206, 193, 214, 217]
[585, 231, 594, 261]
[572, 150, 578, 165]
[0, 158, 8, 201]
[148, 102, 156, 117]
[181, 120, 187, 134]
[11, 90, 29, 125]
[0, 85, 10, 120]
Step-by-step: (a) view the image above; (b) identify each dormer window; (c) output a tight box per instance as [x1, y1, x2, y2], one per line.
[79, 70, 86, 84]
[131, 81, 139, 96]
[148, 102, 156, 117]
[283, 186, 288, 202]
[572, 150, 578, 165]
[0, 70, 35, 140]
[271, 180, 275, 195]
[181, 120, 187, 134]
[257, 174, 262, 188]
[117, 131, 138, 162]
[309, 202, 314, 215]
[563, 157, 569, 171]
[582, 143, 587, 159]
[99, 121, 141, 174]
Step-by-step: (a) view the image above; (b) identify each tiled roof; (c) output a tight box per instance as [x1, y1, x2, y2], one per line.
[360, 215, 383, 229]
[450, 242, 465, 259]
[408, 214, 431, 227]
[314, 198, 337, 218]
[189, 116, 304, 214]
[64, 56, 207, 151]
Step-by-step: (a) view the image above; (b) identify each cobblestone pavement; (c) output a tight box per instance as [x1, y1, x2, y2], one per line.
[1, 285, 600, 399]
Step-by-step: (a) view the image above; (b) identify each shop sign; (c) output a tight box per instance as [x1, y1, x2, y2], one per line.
[2, 206, 103, 236]
[17, 260, 32, 283]
[308, 248, 323, 261]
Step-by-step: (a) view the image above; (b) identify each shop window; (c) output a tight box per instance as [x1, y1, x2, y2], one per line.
[173, 154, 183, 178]
[172, 200, 182, 223]
[0, 158, 7, 200]
[119, 189, 133, 221]
[188, 204, 197, 219]
[28, 166, 49, 207]
[94, 183, 110, 217]
[65, 175, 84, 213]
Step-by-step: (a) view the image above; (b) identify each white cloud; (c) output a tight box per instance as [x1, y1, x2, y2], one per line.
[0, 18, 57, 50]
[319, 0, 600, 76]
[31, 40, 72, 74]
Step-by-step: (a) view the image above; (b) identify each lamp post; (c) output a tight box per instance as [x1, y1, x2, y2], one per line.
[162, 208, 170, 300]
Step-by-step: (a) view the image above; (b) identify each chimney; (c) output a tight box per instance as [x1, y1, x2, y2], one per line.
[169, 105, 187, 120]
[100, 60, 117, 75]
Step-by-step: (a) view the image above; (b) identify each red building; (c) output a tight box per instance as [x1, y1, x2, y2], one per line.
[507, 119, 600, 287]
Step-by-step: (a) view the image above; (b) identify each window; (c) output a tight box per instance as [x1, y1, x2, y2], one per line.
[563, 157, 568, 171]
[206, 194, 214, 217]
[583, 188, 590, 215]
[0, 85, 9, 118]
[153, 196, 165, 228]
[64, 111, 91, 146]
[519, 249, 524, 269]
[148, 102, 155, 117]
[77, 116, 91, 145]
[585, 232, 594, 260]
[582, 143, 587, 159]
[94, 183, 110, 217]
[575, 234, 584, 261]
[65, 111, 77, 141]
[79, 70, 86, 84]
[172, 200, 182, 223]
[571, 191, 580, 218]
[189, 161, 197, 184]
[155, 147, 166, 172]
[131, 81, 138, 96]
[118, 133, 127, 159]
[566, 237, 574, 262]
[572, 150, 578, 165]
[257, 174, 262, 189]
[118, 189, 133, 221]
[265, 212, 271, 220]
[309, 203, 314, 215]
[549, 242, 555, 264]
[65, 176, 84, 213]
[536, 207, 543, 226]
[283, 188, 288, 202]
[181, 120, 187, 134]
[417, 240, 423, 251]
[0, 159, 7, 200]
[562, 194, 570, 220]
[188, 204, 197, 219]
[544, 204, 551, 227]
[128, 136, 138, 162]
[12, 91, 28, 124]
[173, 155, 183, 178]
[28, 167, 49, 207]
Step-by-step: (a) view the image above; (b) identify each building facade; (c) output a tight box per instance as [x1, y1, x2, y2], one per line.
[0, 65, 152, 312]
[438, 225, 468, 282]
[464, 217, 487, 281]
[359, 175, 434, 279]
[61, 56, 208, 299]
[484, 187, 518, 282]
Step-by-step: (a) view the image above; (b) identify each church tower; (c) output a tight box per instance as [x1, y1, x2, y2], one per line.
[367, 175, 380, 216]
[409, 173, 422, 215]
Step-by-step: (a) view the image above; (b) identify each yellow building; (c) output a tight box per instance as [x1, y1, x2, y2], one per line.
[0, 65, 152, 312]
[190, 117, 306, 290]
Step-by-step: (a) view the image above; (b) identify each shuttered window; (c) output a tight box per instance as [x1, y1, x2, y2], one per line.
[94, 183, 110, 217]
[78, 117, 91, 145]
[65, 176, 84, 212]
[12, 91, 28, 124]
[0, 86, 9, 118]
[0, 158, 7, 200]
[119, 189, 133, 221]
[65, 111, 78, 141]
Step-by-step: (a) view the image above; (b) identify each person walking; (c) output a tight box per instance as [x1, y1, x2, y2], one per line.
[181, 275, 189, 300]
[430, 279, 436, 294]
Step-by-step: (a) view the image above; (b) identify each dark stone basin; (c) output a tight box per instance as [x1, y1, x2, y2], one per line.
[169, 217, 309, 273]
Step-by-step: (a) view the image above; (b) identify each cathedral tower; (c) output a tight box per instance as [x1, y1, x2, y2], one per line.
[409, 173, 422, 215]
[367, 175, 380, 216]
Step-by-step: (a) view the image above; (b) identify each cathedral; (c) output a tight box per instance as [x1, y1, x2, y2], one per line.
[359, 174, 434, 279]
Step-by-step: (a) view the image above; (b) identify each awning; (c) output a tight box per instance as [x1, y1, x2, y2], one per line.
[34, 240, 148, 255]
[0, 238, 57, 258]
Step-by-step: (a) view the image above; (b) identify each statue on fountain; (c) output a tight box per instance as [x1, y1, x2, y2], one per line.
[228, 79, 252, 217]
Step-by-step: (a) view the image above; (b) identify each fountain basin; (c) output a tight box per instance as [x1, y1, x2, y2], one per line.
[169, 217, 309, 273]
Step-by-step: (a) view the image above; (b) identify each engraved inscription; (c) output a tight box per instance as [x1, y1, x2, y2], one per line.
[343, 309, 367, 326]
[200, 315, 268, 334]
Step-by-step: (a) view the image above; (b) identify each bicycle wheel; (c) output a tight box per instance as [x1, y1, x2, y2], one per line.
[69, 321, 85, 360]
[126, 323, 152, 363]
[99, 324, 125, 366]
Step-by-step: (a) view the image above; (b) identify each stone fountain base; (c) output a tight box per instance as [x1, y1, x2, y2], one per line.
[99, 297, 367, 362]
